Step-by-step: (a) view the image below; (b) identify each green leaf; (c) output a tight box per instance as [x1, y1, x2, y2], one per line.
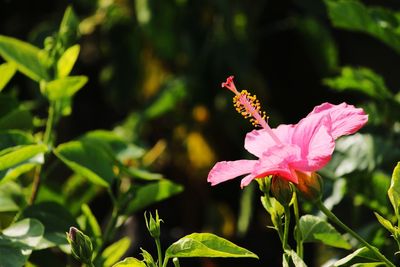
[0, 35, 49, 81]
[374, 212, 395, 235]
[0, 144, 46, 174]
[124, 179, 183, 214]
[165, 233, 258, 259]
[21, 202, 77, 249]
[299, 215, 351, 249]
[0, 219, 44, 267]
[323, 133, 375, 177]
[0, 131, 40, 183]
[42, 76, 88, 101]
[80, 204, 101, 248]
[112, 257, 146, 267]
[333, 247, 382, 266]
[97, 237, 131, 267]
[0, 181, 26, 213]
[325, 0, 400, 54]
[57, 44, 80, 78]
[388, 162, 400, 220]
[0, 95, 33, 131]
[59, 6, 79, 47]
[0, 62, 16, 91]
[55, 141, 115, 187]
[144, 79, 186, 119]
[284, 250, 307, 267]
[323, 66, 392, 100]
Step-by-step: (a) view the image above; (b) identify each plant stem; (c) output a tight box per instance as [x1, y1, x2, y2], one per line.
[317, 200, 395, 267]
[94, 190, 119, 259]
[283, 206, 291, 251]
[155, 238, 163, 267]
[29, 101, 56, 205]
[172, 258, 180, 267]
[293, 192, 303, 258]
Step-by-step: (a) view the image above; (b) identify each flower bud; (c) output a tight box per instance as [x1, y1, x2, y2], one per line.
[295, 171, 323, 201]
[270, 177, 293, 206]
[140, 248, 156, 267]
[257, 176, 272, 194]
[66, 227, 93, 264]
[144, 210, 163, 239]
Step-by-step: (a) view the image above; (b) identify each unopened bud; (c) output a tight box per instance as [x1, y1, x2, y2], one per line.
[144, 210, 163, 239]
[296, 171, 323, 201]
[66, 227, 93, 264]
[270, 177, 293, 206]
[140, 248, 156, 267]
[257, 176, 272, 194]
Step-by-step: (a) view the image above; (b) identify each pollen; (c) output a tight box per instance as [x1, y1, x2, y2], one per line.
[233, 90, 267, 127]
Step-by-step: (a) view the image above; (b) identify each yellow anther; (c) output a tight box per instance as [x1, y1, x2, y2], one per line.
[232, 90, 267, 128]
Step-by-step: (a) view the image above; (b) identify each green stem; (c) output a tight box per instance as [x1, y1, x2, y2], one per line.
[293, 192, 303, 258]
[29, 101, 56, 205]
[94, 190, 119, 259]
[43, 101, 56, 145]
[283, 206, 291, 251]
[162, 257, 169, 267]
[155, 238, 163, 267]
[172, 258, 180, 267]
[317, 200, 395, 267]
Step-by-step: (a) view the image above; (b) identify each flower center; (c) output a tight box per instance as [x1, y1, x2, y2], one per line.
[221, 76, 282, 144]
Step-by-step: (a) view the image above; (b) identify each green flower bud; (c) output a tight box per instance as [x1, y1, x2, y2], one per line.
[296, 171, 323, 201]
[257, 176, 272, 194]
[144, 210, 163, 239]
[270, 176, 293, 206]
[140, 248, 156, 267]
[66, 227, 93, 264]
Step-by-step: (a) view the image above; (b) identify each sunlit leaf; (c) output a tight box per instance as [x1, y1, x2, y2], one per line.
[41, 76, 88, 101]
[388, 162, 400, 220]
[0, 219, 44, 267]
[284, 250, 307, 267]
[57, 44, 80, 78]
[325, 0, 400, 54]
[21, 202, 76, 249]
[55, 141, 115, 187]
[124, 179, 183, 214]
[0, 35, 49, 81]
[112, 257, 146, 267]
[166, 233, 258, 259]
[0, 62, 16, 91]
[333, 247, 382, 266]
[96, 237, 131, 267]
[374, 212, 395, 234]
[299, 215, 351, 249]
[0, 144, 47, 171]
[0, 131, 41, 183]
[324, 66, 392, 100]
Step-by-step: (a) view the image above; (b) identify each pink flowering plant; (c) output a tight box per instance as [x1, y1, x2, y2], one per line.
[208, 76, 400, 266]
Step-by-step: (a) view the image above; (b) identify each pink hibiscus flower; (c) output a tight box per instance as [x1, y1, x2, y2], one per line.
[208, 76, 368, 188]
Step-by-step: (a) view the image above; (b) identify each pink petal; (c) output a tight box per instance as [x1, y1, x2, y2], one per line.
[207, 159, 257, 186]
[291, 113, 335, 171]
[251, 144, 301, 184]
[240, 174, 255, 188]
[307, 102, 368, 139]
[244, 124, 295, 157]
